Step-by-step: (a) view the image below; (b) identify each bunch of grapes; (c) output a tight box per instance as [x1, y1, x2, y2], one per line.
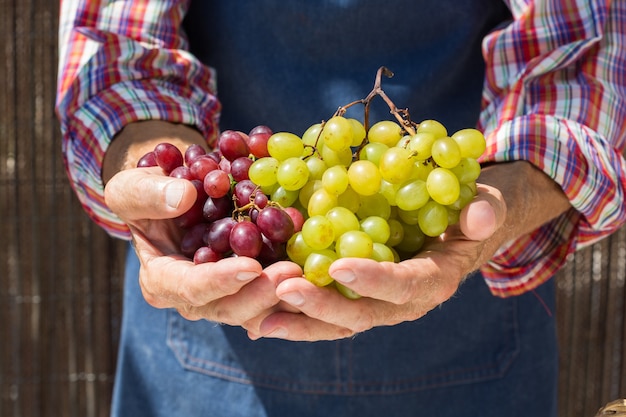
[137, 127, 302, 266]
[135, 68, 486, 299]
[246, 116, 485, 298]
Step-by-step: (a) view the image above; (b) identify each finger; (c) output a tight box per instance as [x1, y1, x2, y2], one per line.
[104, 167, 198, 221]
[459, 184, 506, 241]
[326, 256, 458, 307]
[137, 248, 262, 310]
[255, 311, 356, 342]
[202, 261, 303, 325]
[274, 278, 401, 332]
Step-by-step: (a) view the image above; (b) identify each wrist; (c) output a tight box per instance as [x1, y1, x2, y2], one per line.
[102, 120, 208, 184]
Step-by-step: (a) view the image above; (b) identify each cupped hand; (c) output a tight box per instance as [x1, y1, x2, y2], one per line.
[250, 161, 570, 341]
[104, 166, 302, 326]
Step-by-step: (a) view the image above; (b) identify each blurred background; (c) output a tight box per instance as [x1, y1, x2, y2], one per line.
[0, 1, 625, 416]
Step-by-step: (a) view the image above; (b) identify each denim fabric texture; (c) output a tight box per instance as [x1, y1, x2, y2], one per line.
[113, 245, 558, 417]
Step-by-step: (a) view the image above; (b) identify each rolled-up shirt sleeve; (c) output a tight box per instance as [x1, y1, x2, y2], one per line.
[478, 0, 626, 296]
[55, 0, 220, 240]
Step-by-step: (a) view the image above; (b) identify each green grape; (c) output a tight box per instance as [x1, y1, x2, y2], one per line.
[431, 136, 461, 169]
[370, 242, 396, 262]
[357, 193, 391, 219]
[307, 188, 338, 217]
[348, 118, 366, 147]
[306, 156, 327, 181]
[386, 218, 405, 247]
[417, 119, 448, 139]
[450, 157, 481, 184]
[413, 161, 434, 181]
[347, 160, 381, 196]
[286, 232, 314, 266]
[378, 146, 415, 184]
[418, 200, 449, 237]
[359, 142, 389, 165]
[396, 135, 412, 148]
[397, 207, 420, 225]
[276, 157, 310, 190]
[267, 132, 305, 161]
[326, 206, 360, 239]
[299, 179, 322, 207]
[447, 183, 476, 211]
[322, 116, 354, 152]
[379, 179, 400, 206]
[271, 186, 299, 207]
[336, 230, 373, 258]
[334, 281, 361, 299]
[451, 128, 486, 159]
[426, 167, 460, 205]
[447, 207, 461, 225]
[360, 216, 391, 244]
[260, 182, 279, 196]
[248, 157, 279, 187]
[408, 131, 437, 161]
[304, 250, 338, 286]
[301, 123, 323, 148]
[395, 179, 430, 211]
[322, 144, 352, 167]
[302, 215, 335, 250]
[394, 222, 425, 253]
[368, 120, 404, 147]
[337, 186, 361, 213]
[321, 165, 349, 195]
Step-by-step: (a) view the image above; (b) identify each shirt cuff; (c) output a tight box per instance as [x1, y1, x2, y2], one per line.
[478, 114, 626, 296]
[62, 79, 220, 240]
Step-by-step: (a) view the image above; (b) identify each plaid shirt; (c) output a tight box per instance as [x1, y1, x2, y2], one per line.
[55, 0, 626, 297]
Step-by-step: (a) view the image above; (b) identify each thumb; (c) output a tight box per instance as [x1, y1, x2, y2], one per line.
[104, 167, 198, 222]
[459, 184, 506, 241]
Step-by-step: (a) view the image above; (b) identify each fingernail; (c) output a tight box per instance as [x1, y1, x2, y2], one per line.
[280, 291, 305, 307]
[332, 269, 355, 284]
[236, 271, 258, 281]
[165, 181, 186, 209]
[266, 327, 288, 339]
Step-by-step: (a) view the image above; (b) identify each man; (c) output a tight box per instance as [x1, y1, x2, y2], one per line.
[56, 1, 626, 416]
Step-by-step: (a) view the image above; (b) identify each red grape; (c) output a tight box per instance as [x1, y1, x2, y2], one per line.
[256, 206, 295, 243]
[229, 220, 263, 258]
[203, 169, 231, 198]
[193, 246, 223, 264]
[205, 217, 237, 253]
[137, 151, 158, 167]
[189, 155, 219, 181]
[283, 206, 305, 232]
[219, 130, 250, 162]
[247, 126, 273, 158]
[170, 165, 193, 180]
[184, 144, 207, 165]
[154, 142, 184, 173]
[230, 157, 253, 182]
[180, 223, 210, 258]
[233, 180, 260, 207]
[203, 195, 233, 222]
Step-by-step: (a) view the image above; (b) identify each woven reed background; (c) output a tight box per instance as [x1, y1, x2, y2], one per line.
[1, 1, 625, 416]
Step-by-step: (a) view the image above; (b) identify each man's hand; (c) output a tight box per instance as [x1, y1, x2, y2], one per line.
[249, 161, 571, 341]
[102, 121, 301, 326]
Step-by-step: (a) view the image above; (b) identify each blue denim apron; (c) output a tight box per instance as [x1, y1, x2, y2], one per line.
[112, 2, 559, 416]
